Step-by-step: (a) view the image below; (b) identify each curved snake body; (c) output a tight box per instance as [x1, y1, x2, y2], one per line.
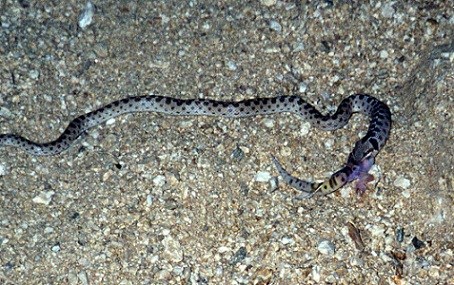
[0, 94, 391, 195]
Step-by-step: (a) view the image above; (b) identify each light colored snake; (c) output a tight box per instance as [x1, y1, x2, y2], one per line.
[0, 94, 391, 196]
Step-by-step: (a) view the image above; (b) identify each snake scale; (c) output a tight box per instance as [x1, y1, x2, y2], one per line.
[0, 94, 391, 196]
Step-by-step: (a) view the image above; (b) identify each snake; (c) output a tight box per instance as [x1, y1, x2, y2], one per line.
[0, 94, 391, 196]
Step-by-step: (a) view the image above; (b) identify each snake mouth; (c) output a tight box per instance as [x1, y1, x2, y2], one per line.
[343, 152, 376, 195]
[347, 152, 375, 181]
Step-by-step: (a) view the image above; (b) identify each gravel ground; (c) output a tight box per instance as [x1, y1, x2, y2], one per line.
[0, 1, 453, 284]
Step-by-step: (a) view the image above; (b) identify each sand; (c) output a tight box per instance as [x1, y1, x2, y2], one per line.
[1, 1, 452, 284]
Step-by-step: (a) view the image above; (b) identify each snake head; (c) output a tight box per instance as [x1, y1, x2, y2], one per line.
[347, 137, 379, 165]
[347, 154, 375, 180]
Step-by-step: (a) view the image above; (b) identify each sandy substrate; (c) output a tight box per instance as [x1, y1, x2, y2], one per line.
[0, 1, 453, 284]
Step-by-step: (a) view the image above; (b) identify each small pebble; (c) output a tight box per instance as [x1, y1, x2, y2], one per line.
[379, 50, 389, 59]
[93, 43, 109, 58]
[152, 175, 166, 187]
[260, 0, 277, 6]
[311, 265, 321, 282]
[317, 239, 335, 255]
[393, 176, 411, 189]
[0, 107, 13, 118]
[269, 20, 282, 33]
[231, 146, 244, 161]
[173, 266, 185, 276]
[68, 272, 78, 285]
[29, 70, 40, 79]
[230, 247, 247, 265]
[226, 60, 238, 71]
[179, 120, 193, 128]
[162, 235, 184, 262]
[369, 224, 385, 236]
[300, 122, 311, 136]
[395, 227, 404, 243]
[32, 191, 55, 205]
[281, 237, 294, 245]
[298, 82, 307, 93]
[401, 190, 411, 198]
[44, 227, 54, 234]
[146, 194, 154, 207]
[269, 176, 278, 191]
[324, 138, 334, 150]
[217, 246, 230, 253]
[77, 271, 89, 285]
[263, 118, 275, 128]
[0, 163, 7, 175]
[255, 171, 271, 182]
[411, 236, 426, 250]
[381, 2, 395, 18]
[280, 146, 292, 157]
[293, 42, 305, 52]
[78, 1, 94, 29]
[51, 244, 61, 252]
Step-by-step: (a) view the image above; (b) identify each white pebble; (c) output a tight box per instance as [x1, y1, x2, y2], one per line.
[78, 1, 95, 30]
[393, 176, 411, 189]
[0, 107, 13, 118]
[379, 50, 389, 59]
[293, 42, 305, 52]
[298, 82, 307, 93]
[179, 120, 193, 128]
[202, 22, 211, 31]
[269, 20, 282, 33]
[255, 171, 271, 182]
[401, 190, 411, 198]
[146, 194, 154, 207]
[226, 60, 238, 71]
[239, 145, 250, 154]
[1, 238, 9, 245]
[160, 14, 170, 25]
[300, 122, 311, 136]
[44, 227, 54, 234]
[77, 271, 89, 285]
[311, 265, 321, 282]
[369, 224, 385, 236]
[317, 239, 335, 255]
[29, 70, 40, 79]
[263, 118, 275, 128]
[324, 138, 334, 150]
[68, 272, 78, 285]
[281, 237, 294, 245]
[381, 2, 395, 18]
[32, 191, 55, 205]
[280, 146, 292, 157]
[218, 246, 231, 253]
[152, 175, 166, 187]
[51, 244, 61, 252]
[260, 0, 277, 6]
[0, 163, 7, 175]
[162, 236, 184, 262]
[269, 176, 278, 191]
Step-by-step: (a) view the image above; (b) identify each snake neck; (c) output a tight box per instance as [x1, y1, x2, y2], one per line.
[315, 154, 376, 196]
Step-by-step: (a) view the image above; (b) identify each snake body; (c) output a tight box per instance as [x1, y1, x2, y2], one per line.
[0, 94, 391, 195]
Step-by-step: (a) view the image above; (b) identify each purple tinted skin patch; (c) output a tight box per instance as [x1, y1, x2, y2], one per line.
[347, 155, 375, 194]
